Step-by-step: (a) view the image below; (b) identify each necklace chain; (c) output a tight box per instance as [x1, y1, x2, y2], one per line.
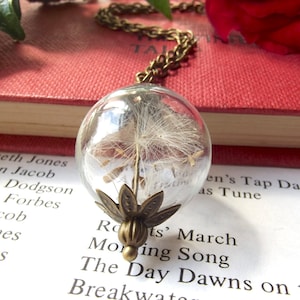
[95, 2, 205, 83]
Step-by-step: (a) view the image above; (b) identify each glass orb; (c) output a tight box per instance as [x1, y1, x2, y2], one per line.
[76, 83, 211, 215]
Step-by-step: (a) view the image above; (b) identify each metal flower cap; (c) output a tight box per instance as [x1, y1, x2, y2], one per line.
[96, 184, 180, 261]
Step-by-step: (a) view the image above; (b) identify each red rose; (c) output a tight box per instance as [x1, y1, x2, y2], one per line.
[205, 0, 300, 54]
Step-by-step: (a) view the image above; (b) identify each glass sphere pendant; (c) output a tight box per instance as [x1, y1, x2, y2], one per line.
[76, 83, 211, 261]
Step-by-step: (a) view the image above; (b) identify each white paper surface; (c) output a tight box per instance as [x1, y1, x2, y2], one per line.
[0, 152, 299, 300]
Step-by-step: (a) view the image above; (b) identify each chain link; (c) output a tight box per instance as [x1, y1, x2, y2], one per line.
[95, 2, 205, 83]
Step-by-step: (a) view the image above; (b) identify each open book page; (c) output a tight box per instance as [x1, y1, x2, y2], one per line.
[0, 152, 299, 300]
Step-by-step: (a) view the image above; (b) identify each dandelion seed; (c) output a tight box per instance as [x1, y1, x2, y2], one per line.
[100, 159, 110, 167]
[103, 166, 125, 183]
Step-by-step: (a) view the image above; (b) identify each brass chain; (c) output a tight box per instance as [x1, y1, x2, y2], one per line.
[95, 2, 205, 83]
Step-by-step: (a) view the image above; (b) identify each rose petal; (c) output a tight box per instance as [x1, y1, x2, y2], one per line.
[256, 40, 291, 54]
[239, 0, 300, 18]
[205, 0, 239, 40]
[205, 0, 300, 54]
[258, 21, 300, 54]
[236, 8, 297, 34]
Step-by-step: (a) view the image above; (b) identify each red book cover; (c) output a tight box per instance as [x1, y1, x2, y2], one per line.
[0, 0, 300, 166]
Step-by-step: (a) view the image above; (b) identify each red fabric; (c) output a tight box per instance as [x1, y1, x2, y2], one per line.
[1, 134, 300, 168]
[212, 145, 300, 168]
[0, 134, 75, 156]
[206, 0, 300, 54]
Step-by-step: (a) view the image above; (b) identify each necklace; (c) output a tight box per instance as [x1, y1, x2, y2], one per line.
[75, 2, 211, 261]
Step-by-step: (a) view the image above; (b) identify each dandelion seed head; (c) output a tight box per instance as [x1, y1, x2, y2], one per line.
[76, 84, 211, 210]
